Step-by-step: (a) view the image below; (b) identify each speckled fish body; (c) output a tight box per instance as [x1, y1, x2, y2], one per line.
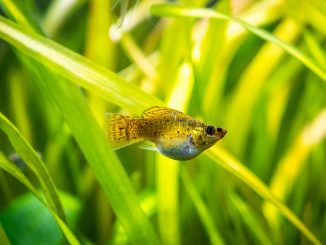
[105, 107, 227, 160]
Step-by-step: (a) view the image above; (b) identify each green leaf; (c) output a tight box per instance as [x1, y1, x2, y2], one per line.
[206, 146, 321, 245]
[0, 223, 11, 245]
[0, 2, 323, 245]
[181, 169, 224, 245]
[0, 4, 159, 244]
[0, 152, 80, 245]
[0, 15, 162, 115]
[150, 4, 326, 83]
[0, 113, 66, 223]
[156, 62, 195, 245]
[0, 192, 80, 245]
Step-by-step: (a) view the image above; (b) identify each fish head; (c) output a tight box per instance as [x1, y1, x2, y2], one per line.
[192, 125, 227, 150]
[153, 124, 227, 161]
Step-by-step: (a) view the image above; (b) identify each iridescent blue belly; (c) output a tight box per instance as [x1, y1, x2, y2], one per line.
[156, 139, 200, 160]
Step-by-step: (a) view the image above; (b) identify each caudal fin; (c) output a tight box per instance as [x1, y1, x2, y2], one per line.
[104, 113, 138, 150]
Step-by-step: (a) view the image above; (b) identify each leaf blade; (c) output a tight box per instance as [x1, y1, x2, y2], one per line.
[0, 15, 162, 115]
[151, 4, 326, 83]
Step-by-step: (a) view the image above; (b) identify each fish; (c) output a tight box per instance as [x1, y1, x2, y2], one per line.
[104, 106, 227, 160]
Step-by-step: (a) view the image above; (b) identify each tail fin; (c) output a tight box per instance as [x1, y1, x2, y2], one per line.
[104, 113, 138, 150]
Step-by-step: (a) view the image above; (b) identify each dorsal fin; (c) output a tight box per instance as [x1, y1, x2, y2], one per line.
[142, 106, 189, 119]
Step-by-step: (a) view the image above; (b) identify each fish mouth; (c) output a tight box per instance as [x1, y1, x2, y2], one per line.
[216, 128, 227, 138]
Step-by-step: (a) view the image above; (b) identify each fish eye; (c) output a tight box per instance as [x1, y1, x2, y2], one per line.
[206, 126, 215, 135]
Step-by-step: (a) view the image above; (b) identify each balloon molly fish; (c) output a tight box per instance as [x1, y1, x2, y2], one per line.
[104, 107, 227, 160]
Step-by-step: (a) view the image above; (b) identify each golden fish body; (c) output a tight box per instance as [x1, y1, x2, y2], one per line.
[105, 107, 227, 160]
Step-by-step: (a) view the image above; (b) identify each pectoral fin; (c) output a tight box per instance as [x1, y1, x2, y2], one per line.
[139, 141, 158, 151]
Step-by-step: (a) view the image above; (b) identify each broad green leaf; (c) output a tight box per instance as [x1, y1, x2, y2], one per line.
[0, 192, 80, 245]
[0, 152, 80, 245]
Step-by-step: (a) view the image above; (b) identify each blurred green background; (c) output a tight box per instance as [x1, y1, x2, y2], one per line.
[0, 0, 326, 244]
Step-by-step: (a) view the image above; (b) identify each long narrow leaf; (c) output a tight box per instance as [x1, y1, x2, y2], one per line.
[0, 152, 80, 245]
[0, 16, 162, 115]
[0, 223, 10, 245]
[0, 113, 66, 222]
[181, 169, 224, 245]
[206, 146, 321, 245]
[150, 4, 326, 83]
[0, 4, 321, 245]
[0, 6, 160, 245]
[156, 62, 194, 245]
[34, 69, 160, 245]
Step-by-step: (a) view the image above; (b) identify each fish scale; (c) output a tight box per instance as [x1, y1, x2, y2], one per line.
[104, 106, 227, 160]
[139, 117, 201, 139]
